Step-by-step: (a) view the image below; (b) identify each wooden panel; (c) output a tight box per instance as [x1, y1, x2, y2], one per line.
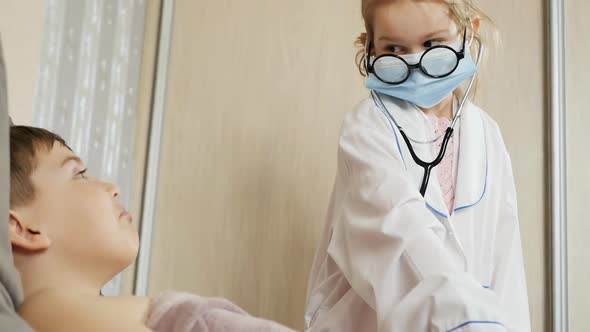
[149, 0, 547, 330]
[476, 1, 548, 331]
[148, 1, 365, 329]
[566, 0, 590, 330]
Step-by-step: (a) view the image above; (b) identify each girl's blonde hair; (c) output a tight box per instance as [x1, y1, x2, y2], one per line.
[355, 0, 498, 98]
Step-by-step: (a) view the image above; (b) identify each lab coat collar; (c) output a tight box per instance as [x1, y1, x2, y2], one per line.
[452, 100, 488, 214]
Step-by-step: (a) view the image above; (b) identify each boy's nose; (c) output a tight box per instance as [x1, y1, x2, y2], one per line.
[105, 181, 121, 198]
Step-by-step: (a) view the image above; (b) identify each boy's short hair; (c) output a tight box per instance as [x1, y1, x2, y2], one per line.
[10, 126, 70, 208]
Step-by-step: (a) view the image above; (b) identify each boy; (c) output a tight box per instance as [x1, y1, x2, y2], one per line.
[9, 125, 150, 331]
[9, 125, 295, 332]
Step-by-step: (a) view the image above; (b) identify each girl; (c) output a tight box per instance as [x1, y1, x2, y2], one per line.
[305, 1, 530, 331]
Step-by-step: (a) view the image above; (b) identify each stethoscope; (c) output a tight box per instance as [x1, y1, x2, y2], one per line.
[370, 40, 485, 197]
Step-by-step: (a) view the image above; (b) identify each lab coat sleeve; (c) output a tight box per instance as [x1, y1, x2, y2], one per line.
[326, 105, 510, 332]
[490, 131, 531, 331]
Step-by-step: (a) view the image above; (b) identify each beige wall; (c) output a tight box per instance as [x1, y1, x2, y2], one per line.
[146, 0, 548, 331]
[476, 1, 548, 330]
[148, 1, 365, 329]
[566, 0, 590, 331]
[0, 0, 45, 125]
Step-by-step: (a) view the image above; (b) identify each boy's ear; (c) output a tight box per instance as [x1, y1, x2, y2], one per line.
[9, 211, 51, 252]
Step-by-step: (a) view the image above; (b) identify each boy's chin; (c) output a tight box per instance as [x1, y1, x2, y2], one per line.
[106, 249, 139, 281]
[109, 237, 140, 272]
[123, 238, 140, 264]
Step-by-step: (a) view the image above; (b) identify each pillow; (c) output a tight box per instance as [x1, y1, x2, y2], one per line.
[0, 35, 34, 332]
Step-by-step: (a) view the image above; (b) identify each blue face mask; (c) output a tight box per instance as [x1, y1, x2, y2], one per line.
[366, 43, 478, 109]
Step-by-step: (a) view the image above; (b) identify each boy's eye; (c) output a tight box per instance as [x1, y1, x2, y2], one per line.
[76, 169, 88, 179]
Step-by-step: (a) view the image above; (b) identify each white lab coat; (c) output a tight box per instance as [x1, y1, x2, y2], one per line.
[304, 94, 530, 332]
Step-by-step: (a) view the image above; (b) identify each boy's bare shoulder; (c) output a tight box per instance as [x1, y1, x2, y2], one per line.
[18, 289, 153, 332]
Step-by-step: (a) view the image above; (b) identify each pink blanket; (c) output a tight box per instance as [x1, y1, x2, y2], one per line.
[146, 291, 297, 332]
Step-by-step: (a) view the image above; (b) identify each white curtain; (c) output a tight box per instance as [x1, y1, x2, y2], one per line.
[33, 0, 147, 296]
